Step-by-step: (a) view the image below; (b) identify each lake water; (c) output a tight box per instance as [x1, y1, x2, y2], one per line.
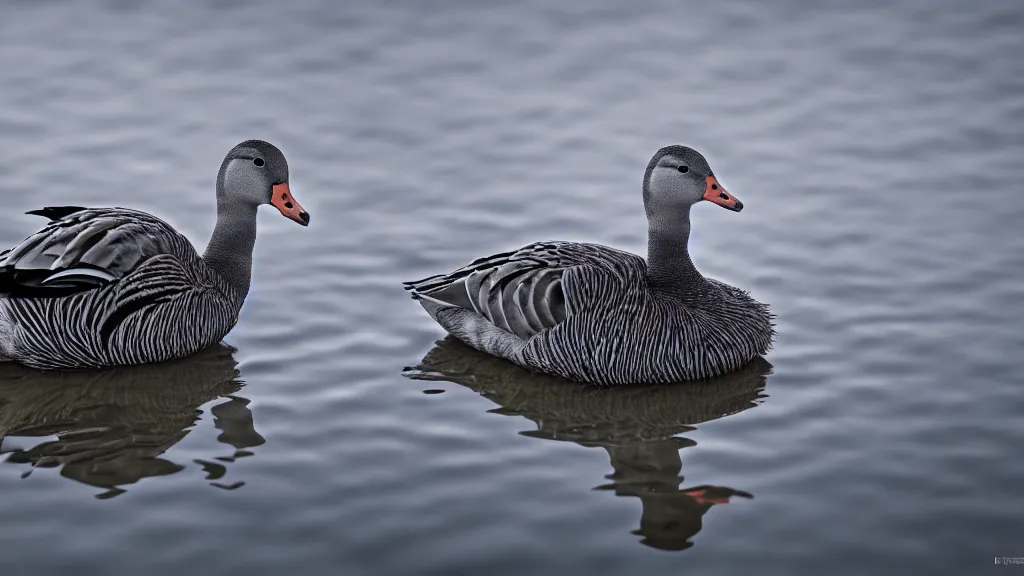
[1, 1, 1022, 574]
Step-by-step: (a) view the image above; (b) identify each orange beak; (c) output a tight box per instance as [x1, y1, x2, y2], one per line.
[271, 183, 310, 226]
[702, 176, 743, 212]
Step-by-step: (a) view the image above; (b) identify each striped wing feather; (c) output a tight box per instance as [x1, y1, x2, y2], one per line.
[404, 242, 643, 340]
[0, 207, 193, 298]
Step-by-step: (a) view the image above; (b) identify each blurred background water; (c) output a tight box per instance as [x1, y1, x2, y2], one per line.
[0, 1, 1022, 574]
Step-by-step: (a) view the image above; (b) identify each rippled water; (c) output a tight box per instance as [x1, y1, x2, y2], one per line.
[1, 1, 1022, 574]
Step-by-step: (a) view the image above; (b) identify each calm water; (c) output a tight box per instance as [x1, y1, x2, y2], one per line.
[1, 1, 1022, 574]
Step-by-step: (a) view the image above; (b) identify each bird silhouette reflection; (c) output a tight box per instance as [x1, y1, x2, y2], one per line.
[0, 344, 263, 499]
[408, 337, 771, 551]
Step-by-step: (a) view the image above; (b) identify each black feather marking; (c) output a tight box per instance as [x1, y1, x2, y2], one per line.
[0, 267, 110, 298]
[25, 206, 88, 221]
[66, 226, 118, 268]
[99, 287, 185, 346]
[468, 250, 515, 266]
[402, 274, 445, 288]
[492, 266, 532, 295]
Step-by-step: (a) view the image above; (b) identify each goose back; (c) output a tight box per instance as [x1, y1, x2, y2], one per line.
[1, 208, 193, 296]
[0, 208, 242, 370]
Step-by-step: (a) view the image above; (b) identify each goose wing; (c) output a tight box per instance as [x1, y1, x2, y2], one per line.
[404, 241, 644, 339]
[0, 207, 196, 298]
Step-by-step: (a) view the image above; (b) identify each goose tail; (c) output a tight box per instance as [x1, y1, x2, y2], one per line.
[427, 305, 526, 363]
[405, 268, 529, 363]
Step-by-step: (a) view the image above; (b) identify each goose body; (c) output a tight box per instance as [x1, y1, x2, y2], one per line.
[0, 140, 309, 370]
[405, 145, 774, 385]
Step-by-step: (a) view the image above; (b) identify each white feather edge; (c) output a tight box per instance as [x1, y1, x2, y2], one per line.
[41, 268, 117, 284]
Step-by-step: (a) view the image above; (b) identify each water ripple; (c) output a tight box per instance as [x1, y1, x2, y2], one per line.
[0, 1, 1022, 574]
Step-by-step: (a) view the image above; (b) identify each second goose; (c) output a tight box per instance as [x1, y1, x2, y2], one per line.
[405, 145, 774, 385]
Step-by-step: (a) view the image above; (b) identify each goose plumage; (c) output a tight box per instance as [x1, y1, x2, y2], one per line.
[0, 140, 309, 370]
[405, 145, 774, 385]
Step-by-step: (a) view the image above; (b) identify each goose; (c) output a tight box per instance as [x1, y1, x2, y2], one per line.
[0, 140, 309, 370]
[404, 145, 774, 385]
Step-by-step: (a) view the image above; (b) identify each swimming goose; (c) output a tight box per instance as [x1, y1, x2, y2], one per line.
[0, 140, 309, 370]
[404, 145, 773, 385]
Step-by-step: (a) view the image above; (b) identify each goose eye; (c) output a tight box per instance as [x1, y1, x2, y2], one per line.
[677, 165, 689, 173]
[253, 158, 265, 167]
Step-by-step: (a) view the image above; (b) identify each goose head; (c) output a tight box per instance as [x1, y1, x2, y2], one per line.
[642, 145, 741, 218]
[216, 139, 310, 226]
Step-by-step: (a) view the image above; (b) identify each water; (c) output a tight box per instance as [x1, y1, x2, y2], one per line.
[0, 1, 1021, 574]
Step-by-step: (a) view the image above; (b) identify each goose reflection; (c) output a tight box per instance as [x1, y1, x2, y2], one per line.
[0, 344, 263, 499]
[408, 337, 771, 552]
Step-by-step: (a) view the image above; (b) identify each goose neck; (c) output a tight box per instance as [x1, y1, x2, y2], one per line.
[203, 199, 257, 305]
[646, 206, 706, 299]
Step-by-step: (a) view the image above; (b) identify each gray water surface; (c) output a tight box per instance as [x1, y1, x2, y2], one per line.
[1, 1, 1022, 575]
